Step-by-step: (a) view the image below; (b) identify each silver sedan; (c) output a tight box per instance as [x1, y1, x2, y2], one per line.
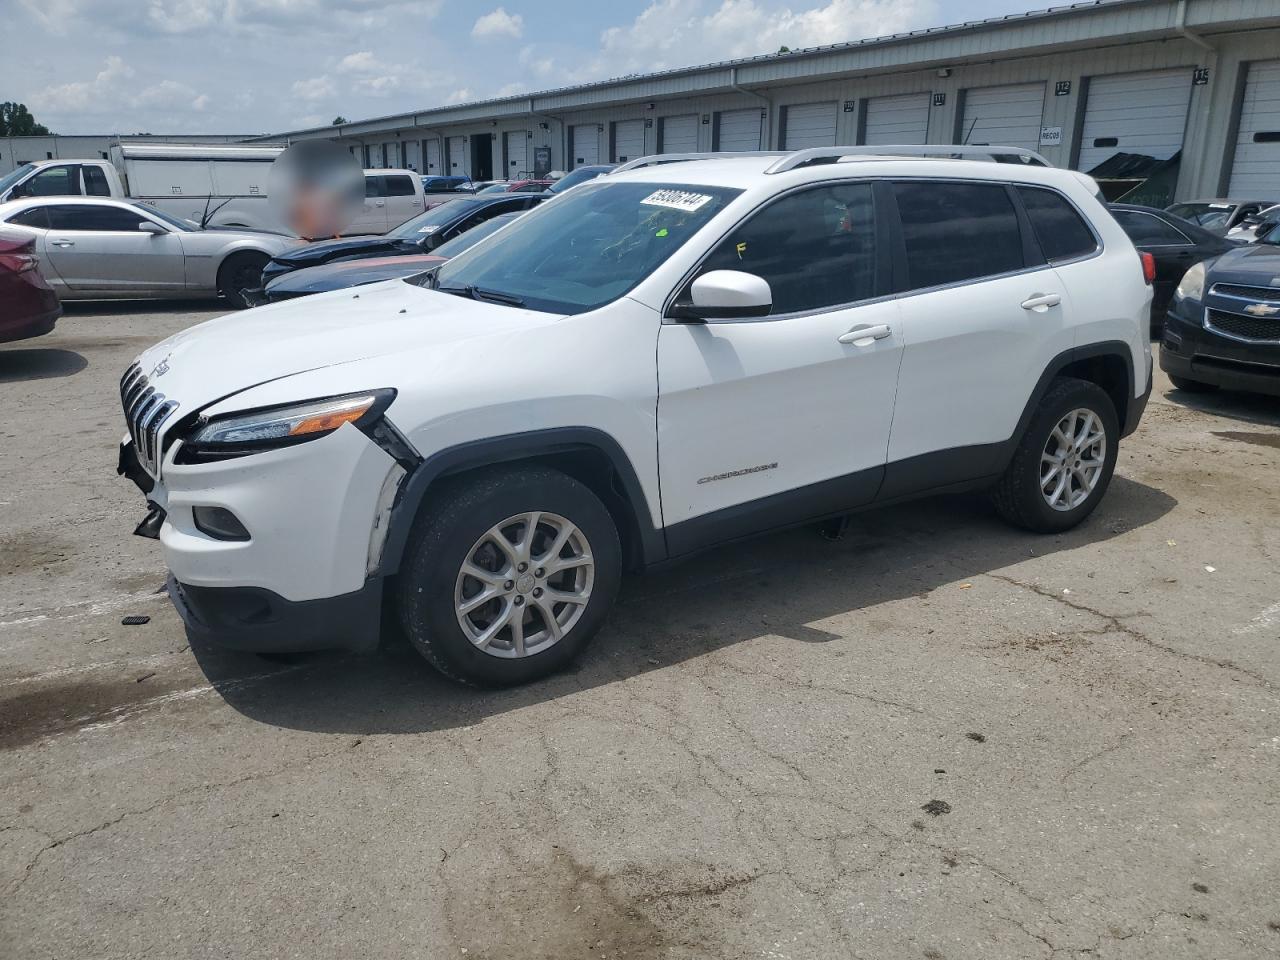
[0, 196, 304, 309]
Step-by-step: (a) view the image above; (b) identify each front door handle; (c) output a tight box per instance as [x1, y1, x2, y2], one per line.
[838, 323, 892, 345]
[1021, 293, 1062, 311]
[51, 239, 75, 247]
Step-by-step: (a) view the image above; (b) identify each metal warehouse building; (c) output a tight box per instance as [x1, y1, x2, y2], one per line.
[269, 0, 1280, 204]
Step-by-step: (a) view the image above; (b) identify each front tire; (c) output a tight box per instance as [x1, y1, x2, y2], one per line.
[991, 377, 1119, 533]
[217, 252, 269, 310]
[397, 465, 622, 687]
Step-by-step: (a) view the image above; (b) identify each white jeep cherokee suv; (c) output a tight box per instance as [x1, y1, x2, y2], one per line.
[118, 146, 1153, 686]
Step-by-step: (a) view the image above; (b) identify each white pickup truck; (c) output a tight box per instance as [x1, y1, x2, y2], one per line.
[0, 144, 426, 236]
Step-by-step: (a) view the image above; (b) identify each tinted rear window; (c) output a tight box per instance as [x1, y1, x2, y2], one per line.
[385, 175, 416, 197]
[894, 181, 1025, 290]
[1113, 210, 1190, 246]
[1018, 187, 1097, 261]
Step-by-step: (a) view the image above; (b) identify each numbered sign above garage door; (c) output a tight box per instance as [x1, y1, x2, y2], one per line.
[863, 92, 932, 145]
[504, 131, 528, 178]
[612, 120, 646, 163]
[1075, 68, 1193, 173]
[782, 102, 837, 149]
[959, 83, 1046, 152]
[659, 114, 699, 153]
[570, 124, 600, 168]
[1228, 59, 1280, 195]
[715, 109, 764, 152]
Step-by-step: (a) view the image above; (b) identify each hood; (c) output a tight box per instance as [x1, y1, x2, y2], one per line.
[272, 234, 417, 265]
[131, 279, 562, 419]
[1206, 242, 1280, 285]
[267, 255, 445, 297]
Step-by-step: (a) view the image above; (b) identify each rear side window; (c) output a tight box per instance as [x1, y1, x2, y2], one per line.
[700, 182, 878, 314]
[83, 166, 112, 197]
[384, 175, 415, 197]
[46, 205, 146, 231]
[1112, 210, 1190, 246]
[1018, 187, 1097, 261]
[7, 207, 51, 229]
[364, 176, 384, 198]
[893, 181, 1024, 290]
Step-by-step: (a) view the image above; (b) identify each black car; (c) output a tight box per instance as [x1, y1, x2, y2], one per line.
[1160, 222, 1280, 396]
[261, 195, 541, 284]
[1109, 203, 1238, 333]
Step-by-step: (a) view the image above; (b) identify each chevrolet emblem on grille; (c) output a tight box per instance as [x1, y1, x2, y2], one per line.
[1243, 302, 1280, 317]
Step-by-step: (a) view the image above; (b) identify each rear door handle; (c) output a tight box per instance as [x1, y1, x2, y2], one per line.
[1021, 293, 1062, 311]
[838, 323, 892, 345]
[51, 239, 75, 247]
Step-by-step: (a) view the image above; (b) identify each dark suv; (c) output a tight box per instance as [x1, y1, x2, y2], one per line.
[1161, 221, 1280, 395]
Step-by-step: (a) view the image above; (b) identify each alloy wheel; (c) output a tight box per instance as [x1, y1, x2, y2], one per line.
[1040, 408, 1106, 512]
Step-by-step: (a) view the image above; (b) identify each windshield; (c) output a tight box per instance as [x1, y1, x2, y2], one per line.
[430, 212, 521, 257]
[434, 181, 741, 314]
[388, 199, 480, 238]
[0, 163, 36, 196]
[133, 203, 194, 231]
[1166, 202, 1235, 229]
[548, 167, 611, 194]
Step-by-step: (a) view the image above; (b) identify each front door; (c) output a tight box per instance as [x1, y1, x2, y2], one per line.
[657, 181, 902, 556]
[347, 175, 389, 235]
[41, 203, 186, 294]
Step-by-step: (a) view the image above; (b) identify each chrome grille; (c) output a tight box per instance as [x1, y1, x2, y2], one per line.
[120, 362, 179, 476]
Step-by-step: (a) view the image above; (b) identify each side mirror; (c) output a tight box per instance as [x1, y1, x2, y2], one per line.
[137, 221, 166, 235]
[669, 270, 772, 321]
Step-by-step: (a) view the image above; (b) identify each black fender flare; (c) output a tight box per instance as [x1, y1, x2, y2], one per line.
[1017, 340, 1139, 442]
[375, 426, 666, 577]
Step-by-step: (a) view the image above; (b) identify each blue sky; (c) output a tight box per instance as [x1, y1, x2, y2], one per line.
[7, 0, 1054, 134]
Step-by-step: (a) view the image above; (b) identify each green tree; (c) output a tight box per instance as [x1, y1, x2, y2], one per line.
[0, 102, 52, 137]
[332, 115, 349, 125]
[777, 45, 792, 54]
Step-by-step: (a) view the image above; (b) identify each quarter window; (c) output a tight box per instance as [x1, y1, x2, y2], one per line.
[893, 181, 1025, 290]
[1112, 210, 1190, 246]
[1017, 187, 1097, 261]
[6, 207, 51, 229]
[45, 205, 147, 231]
[699, 182, 878, 314]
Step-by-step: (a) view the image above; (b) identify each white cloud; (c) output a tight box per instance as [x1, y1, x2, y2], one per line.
[517, 45, 555, 79]
[32, 55, 136, 112]
[471, 7, 523, 40]
[292, 75, 336, 101]
[445, 88, 473, 104]
[337, 50, 380, 74]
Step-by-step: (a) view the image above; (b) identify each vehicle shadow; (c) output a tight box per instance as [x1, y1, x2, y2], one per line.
[0, 348, 88, 383]
[1163, 385, 1280, 427]
[191, 475, 1177, 735]
[60, 299, 224, 316]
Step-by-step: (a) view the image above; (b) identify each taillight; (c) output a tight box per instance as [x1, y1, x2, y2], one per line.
[1140, 251, 1156, 285]
[0, 253, 39, 273]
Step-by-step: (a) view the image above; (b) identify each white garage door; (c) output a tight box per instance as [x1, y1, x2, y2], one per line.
[447, 136, 469, 176]
[660, 114, 699, 153]
[571, 124, 600, 168]
[1076, 68, 1193, 172]
[1228, 59, 1280, 196]
[864, 92, 931, 145]
[504, 131, 528, 177]
[783, 102, 837, 149]
[423, 139, 441, 175]
[613, 120, 645, 162]
[716, 109, 763, 152]
[960, 83, 1045, 152]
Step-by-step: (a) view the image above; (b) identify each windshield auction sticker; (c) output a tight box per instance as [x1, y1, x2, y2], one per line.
[641, 189, 713, 211]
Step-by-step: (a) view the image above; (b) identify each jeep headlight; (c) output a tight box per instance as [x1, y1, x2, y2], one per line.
[182, 389, 395, 460]
[1174, 262, 1206, 303]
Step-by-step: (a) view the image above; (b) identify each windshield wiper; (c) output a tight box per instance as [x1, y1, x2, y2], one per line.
[435, 282, 525, 307]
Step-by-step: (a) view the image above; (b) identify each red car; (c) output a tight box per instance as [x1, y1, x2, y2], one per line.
[0, 229, 61, 343]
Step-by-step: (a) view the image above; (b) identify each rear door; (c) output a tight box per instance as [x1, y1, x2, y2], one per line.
[42, 203, 186, 294]
[883, 179, 1077, 497]
[382, 173, 424, 229]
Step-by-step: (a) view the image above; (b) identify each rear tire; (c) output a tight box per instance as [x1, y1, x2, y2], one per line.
[217, 252, 269, 310]
[991, 377, 1119, 533]
[1168, 374, 1218, 393]
[396, 465, 621, 687]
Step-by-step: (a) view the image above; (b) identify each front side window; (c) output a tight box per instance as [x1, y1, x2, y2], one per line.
[26, 165, 80, 197]
[698, 182, 878, 314]
[1113, 210, 1190, 246]
[1018, 187, 1097, 261]
[894, 181, 1025, 290]
[45, 205, 146, 231]
[431, 181, 741, 314]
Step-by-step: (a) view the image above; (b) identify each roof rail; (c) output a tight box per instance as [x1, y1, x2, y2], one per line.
[612, 151, 786, 173]
[764, 144, 1051, 173]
